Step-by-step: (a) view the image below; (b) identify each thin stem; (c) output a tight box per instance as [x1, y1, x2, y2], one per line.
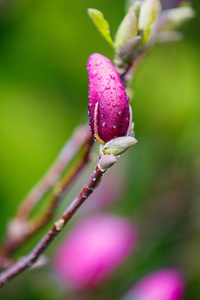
[0, 164, 104, 287]
[28, 131, 94, 232]
[17, 124, 92, 221]
[0, 126, 94, 266]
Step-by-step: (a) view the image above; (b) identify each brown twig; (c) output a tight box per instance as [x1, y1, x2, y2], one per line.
[0, 125, 94, 266]
[0, 164, 104, 287]
[17, 124, 92, 221]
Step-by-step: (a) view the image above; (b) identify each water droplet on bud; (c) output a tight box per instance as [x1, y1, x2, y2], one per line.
[101, 122, 107, 131]
[119, 93, 123, 99]
[109, 72, 116, 80]
[91, 70, 98, 78]
[96, 60, 102, 66]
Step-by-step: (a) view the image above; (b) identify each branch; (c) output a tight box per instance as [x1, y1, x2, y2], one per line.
[0, 164, 104, 287]
[0, 125, 94, 266]
[17, 124, 92, 221]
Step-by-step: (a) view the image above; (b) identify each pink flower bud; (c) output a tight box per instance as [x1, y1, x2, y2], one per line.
[122, 269, 184, 300]
[53, 214, 138, 292]
[87, 53, 132, 143]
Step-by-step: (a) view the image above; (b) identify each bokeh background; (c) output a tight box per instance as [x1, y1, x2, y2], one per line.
[0, 0, 199, 299]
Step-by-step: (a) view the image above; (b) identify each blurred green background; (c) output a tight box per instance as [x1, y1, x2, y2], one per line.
[0, 0, 199, 299]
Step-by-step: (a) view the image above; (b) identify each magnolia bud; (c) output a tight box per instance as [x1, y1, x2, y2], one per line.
[122, 269, 184, 300]
[87, 53, 132, 143]
[102, 136, 138, 156]
[98, 154, 117, 171]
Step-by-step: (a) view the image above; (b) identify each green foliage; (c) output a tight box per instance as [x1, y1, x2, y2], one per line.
[88, 8, 114, 48]
[114, 3, 140, 50]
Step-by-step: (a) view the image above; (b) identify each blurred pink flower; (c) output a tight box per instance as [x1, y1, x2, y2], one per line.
[53, 214, 138, 292]
[122, 269, 184, 300]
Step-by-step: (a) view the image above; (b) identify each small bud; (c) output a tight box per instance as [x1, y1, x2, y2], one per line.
[138, 0, 162, 44]
[55, 219, 65, 231]
[114, 3, 140, 50]
[103, 136, 138, 156]
[87, 53, 132, 143]
[117, 36, 142, 66]
[98, 154, 117, 171]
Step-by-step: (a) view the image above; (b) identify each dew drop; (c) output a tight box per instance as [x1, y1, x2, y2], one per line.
[100, 114, 104, 119]
[112, 103, 117, 108]
[91, 70, 98, 78]
[119, 93, 123, 99]
[112, 125, 117, 131]
[107, 102, 110, 106]
[109, 72, 116, 80]
[118, 111, 122, 117]
[96, 60, 102, 66]
[113, 86, 116, 90]
[101, 122, 107, 131]
[126, 117, 129, 123]
[93, 178, 96, 182]
[105, 86, 111, 90]
[88, 103, 92, 108]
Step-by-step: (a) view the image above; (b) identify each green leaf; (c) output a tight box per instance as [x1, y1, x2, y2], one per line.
[114, 3, 140, 50]
[88, 8, 114, 47]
